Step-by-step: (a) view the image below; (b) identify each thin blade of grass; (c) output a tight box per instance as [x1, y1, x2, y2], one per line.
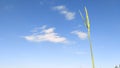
[78, 10, 88, 28]
[84, 7, 90, 31]
[84, 7, 95, 68]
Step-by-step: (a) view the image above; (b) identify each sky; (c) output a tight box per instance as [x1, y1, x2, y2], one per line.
[0, 0, 120, 68]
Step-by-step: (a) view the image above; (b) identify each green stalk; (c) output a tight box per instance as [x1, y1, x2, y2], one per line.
[88, 31, 95, 68]
[79, 7, 95, 68]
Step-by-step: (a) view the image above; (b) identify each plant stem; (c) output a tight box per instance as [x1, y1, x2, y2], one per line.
[88, 31, 95, 68]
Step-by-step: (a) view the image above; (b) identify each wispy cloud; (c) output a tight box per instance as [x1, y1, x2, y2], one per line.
[53, 5, 75, 20]
[71, 31, 87, 40]
[24, 25, 67, 43]
[31, 25, 47, 32]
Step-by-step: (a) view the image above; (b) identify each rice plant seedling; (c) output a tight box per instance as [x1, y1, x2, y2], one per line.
[79, 7, 95, 68]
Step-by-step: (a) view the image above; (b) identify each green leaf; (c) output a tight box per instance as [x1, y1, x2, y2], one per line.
[84, 7, 90, 31]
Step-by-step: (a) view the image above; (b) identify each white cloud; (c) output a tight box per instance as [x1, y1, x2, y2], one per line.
[31, 25, 47, 32]
[53, 5, 75, 20]
[71, 31, 87, 40]
[53, 5, 66, 10]
[24, 26, 67, 43]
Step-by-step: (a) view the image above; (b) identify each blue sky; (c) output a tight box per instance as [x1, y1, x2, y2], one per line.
[0, 0, 120, 68]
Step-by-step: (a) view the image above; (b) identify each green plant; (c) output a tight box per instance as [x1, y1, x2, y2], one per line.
[114, 64, 120, 68]
[115, 65, 118, 68]
[79, 7, 95, 68]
